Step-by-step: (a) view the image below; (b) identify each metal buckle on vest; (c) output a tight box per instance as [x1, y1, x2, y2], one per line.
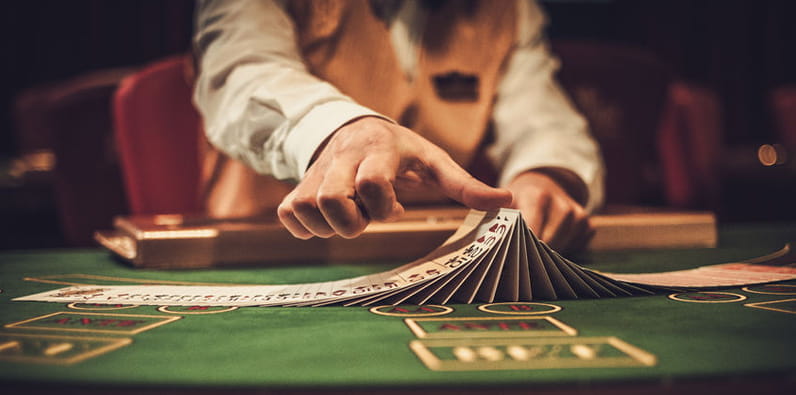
[432, 71, 479, 102]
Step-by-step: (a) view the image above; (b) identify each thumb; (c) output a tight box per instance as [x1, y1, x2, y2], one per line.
[429, 154, 513, 210]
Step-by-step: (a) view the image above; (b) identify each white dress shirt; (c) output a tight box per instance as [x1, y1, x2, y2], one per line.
[193, 0, 604, 211]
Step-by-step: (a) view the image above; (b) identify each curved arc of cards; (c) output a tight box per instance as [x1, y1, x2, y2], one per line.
[13, 211, 795, 307]
[13, 210, 516, 307]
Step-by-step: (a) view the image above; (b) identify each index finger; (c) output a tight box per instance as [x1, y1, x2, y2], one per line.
[427, 152, 513, 210]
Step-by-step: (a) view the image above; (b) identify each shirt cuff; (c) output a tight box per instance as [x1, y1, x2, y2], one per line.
[283, 100, 391, 180]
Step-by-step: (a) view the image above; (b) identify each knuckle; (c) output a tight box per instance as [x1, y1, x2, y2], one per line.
[277, 202, 293, 219]
[356, 174, 392, 193]
[574, 209, 590, 223]
[553, 196, 571, 210]
[535, 192, 552, 209]
[280, 218, 313, 240]
[564, 208, 577, 223]
[328, 209, 367, 236]
[291, 194, 319, 213]
[316, 192, 348, 209]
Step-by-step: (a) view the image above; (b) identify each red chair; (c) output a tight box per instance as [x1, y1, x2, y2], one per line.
[113, 55, 202, 214]
[12, 68, 133, 246]
[771, 85, 796, 149]
[657, 82, 722, 209]
[554, 40, 722, 209]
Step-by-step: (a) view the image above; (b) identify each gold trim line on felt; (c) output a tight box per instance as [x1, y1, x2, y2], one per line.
[4, 311, 182, 335]
[741, 284, 796, 295]
[744, 298, 796, 314]
[157, 305, 239, 315]
[0, 340, 21, 352]
[67, 302, 140, 311]
[404, 316, 577, 339]
[42, 342, 73, 356]
[409, 336, 657, 371]
[369, 305, 453, 317]
[477, 302, 562, 315]
[0, 333, 132, 365]
[667, 291, 747, 303]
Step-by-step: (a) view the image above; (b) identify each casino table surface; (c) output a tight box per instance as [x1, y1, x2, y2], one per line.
[1, 222, 795, 394]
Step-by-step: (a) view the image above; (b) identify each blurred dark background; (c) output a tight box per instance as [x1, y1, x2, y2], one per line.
[1, 0, 794, 250]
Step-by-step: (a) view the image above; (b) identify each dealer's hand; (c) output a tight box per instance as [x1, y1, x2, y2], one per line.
[507, 170, 593, 252]
[278, 117, 513, 239]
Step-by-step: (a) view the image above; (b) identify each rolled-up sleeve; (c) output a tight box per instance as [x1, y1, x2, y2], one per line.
[489, 0, 605, 212]
[193, 0, 384, 182]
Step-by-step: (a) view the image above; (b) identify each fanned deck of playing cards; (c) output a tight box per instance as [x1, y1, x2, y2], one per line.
[15, 209, 796, 307]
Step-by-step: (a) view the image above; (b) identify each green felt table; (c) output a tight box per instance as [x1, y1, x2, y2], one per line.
[1, 222, 795, 394]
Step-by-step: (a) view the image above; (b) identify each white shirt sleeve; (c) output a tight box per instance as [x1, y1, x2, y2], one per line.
[193, 0, 385, 182]
[489, 0, 605, 212]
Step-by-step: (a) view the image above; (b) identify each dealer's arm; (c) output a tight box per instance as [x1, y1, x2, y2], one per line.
[193, 0, 604, 251]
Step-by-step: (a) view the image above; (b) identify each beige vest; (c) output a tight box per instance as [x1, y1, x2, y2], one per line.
[201, 0, 516, 217]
